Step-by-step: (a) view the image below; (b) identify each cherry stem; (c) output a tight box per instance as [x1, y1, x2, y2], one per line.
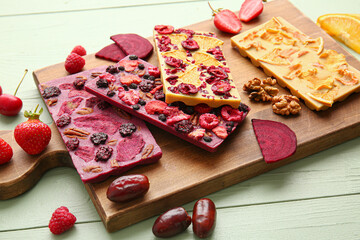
[208, 2, 217, 14]
[14, 69, 28, 96]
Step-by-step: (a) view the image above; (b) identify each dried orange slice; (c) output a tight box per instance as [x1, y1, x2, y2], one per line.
[317, 14, 360, 53]
[177, 66, 201, 86]
[305, 37, 324, 54]
[168, 34, 187, 46]
[192, 35, 224, 50]
[161, 50, 188, 62]
[307, 92, 333, 106]
[193, 52, 222, 67]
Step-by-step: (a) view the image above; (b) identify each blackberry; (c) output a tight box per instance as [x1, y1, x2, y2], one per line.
[119, 123, 137, 137]
[154, 90, 165, 101]
[226, 121, 235, 133]
[107, 90, 115, 97]
[90, 132, 108, 145]
[122, 85, 129, 91]
[138, 99, 146, 106]
[174, 120, 193, 134]
[138, 63, 145, 70]
[56, 115, 71, 128]
[66, 138, 79, 151]
[203, 136, 212, 142]
[73, 78, 86, 90]
[118, 66, 125, 71]
[106, 65, 119, 74]
[96, 78, 108, 88]
[129, 83, 138, 89]
[143, 74, 150, 79]
[97, 100, 111, 110]
[95, 146, 113, 162]
[158, 114, 167, 122]
[148, 76, 156, 81]
[129, 55, 138, 60]
[139, 80, 155, 92]
[238, 102, 250, 113]
[132, 104, 140, 110]
[42, 86, 61, 99]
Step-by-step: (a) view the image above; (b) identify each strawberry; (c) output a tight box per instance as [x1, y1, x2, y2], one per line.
[65, 53, 85, 74]
[14, 105, 52, 155]
[208, 3, 242, 34]
[49, 206, 77, 235]
[0, 138, 13, 165]
[239, 0, 264, 23]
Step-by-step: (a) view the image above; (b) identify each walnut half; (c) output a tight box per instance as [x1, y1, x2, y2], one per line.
[272, 95, 301, 115]
[243, 77, 279, 102]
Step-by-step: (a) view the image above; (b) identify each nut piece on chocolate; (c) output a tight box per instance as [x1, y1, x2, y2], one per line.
[272, 95, 301, 115]
[243, 77, 279, 102]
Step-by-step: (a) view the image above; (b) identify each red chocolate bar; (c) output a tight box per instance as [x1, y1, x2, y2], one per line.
[85, 55, 249, 152]
[39, 67, 162, 183]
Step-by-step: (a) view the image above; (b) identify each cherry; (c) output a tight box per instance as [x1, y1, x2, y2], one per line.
[0, 69, 27, 116]
[0, 86, 2, 95]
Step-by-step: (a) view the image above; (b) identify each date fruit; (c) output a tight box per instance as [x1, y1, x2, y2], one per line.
[106, 174, 149, 202]
[192, 198, 216, 238]
[152, 207, 191, 238]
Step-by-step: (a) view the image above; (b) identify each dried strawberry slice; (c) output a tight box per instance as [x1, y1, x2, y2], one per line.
[164, 106, 191, 125]
[154, 25, 174, 34]
[118, 59, 139, 72]
[99, 73, 116, 83]
[148, 66, 161, 77]
[165, 56, 183, 68]
[181, 38, 200, 51]
[194, 103, 212, 114]
[145, 100, 168, 115]
[118, 89, 139, 105]
[120, 75, 142, 86]
[207, 66, 228, 80]
[211, 81, 231, 95]
[188, 128, 206, 140]
[178, 83, 199, 95]
[212, 126, 228, 139]
[199, 113, 219, 130]
[221, 105, 244, 122]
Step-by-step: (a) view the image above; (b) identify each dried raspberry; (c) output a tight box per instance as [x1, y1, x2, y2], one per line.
[106, 65, 119, 74]
[42, 86, 61, 99]
[48, 206, 76, 235]
[118, 89, 139, 105]
[148, 66, 161, 77]
[145, 100, 168, 115]
[174, 120, 193, 134]
[154, 25, 174, 34]
[90, 132, 108, 145]
[199, 113, 219, 130]
[221, 105, 244, 122]
[238, 102, 250, 113]
[56, 115, 71, 128]
[178, 83, 199, 95]
[65, 53, 85, 74]
[174, 28, 195, 36]
[194, 103, 212, 114]
[96, 78, 108, 88]
[120, 75, 142, 86]
[181, 38, 200, 50]
[207, 66, 228, 80]
[71, 45, 87, 56]
[119, 123, 137, 137]
[211, 81, 231, 95]
[139, 80, 155, 92]
[212, 126, 228, 139]
[65, 138, 79, 151]
[154, 89, 165, 100]
[188, 128, 205, 140]
[95, 146, 113, 161]
[166, 75, 179, 85]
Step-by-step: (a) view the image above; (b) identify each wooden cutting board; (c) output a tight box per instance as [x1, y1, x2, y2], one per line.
[1, 0, 360, 232]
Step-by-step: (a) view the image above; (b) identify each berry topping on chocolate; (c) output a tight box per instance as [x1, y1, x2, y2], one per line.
[107, 90, 115, 97]
[106, 65, 119, 74]
[154, 90, 165, 101]
[148, 66, 161, 78]
[165, 57, 184, 68]
[182, 105, 195, 115]
[174, 120, 194, 134]
[66, 138, 79, 151]
[145, 100, 168, 115]
[238, 102, 250, 113]
[194, 103, 212, 114]
[119, 123, 137, 137]
[203, 136, 212, 142]
[154, 25, 174, 34]
[221, 105, 244, 122]
[166, 75, 179, 85]
[118, 89, 140, 105]
[129, 55, 138, 60]
[138, 99, 146, 106]
[181, 38, 200, 51]
[97, 100, 111, 110]
[129, 83, 138, 89]
[139, 80, 155, 92]
[95, 146, 113, 161]
[56, 114, 71, 128]
[73, 78, 87, 90]
[158, 114, 167, 122]
[207, 66, 228, 80]
[90, 132, 108, 145]
[178, 83, 199, 95]
[42, 86, 61, 99]
[211, 81, 231, 95]
[132, 104, 140, 110]
[199, 113, 219, 130]
[118, 66, 125, 71]
[96, 78, 108, 88]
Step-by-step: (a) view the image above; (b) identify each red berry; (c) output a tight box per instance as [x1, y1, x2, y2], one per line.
[118, 59, 139, 72]
[14, 106, 52, 155]
[0, 138, 13, 165]
[0, 94, 23, 116]
[199, 113, 219, 130]
[71, 45, 87, 56]
[118, 89, 139, 106]
[194, 103, 212, 114]
[209, 3, 242, 34]
[181, 38, 200, 51]
[148, 66, 161, 77]
[211, 81, 231, 95]
[49, 206, 76, 235]
[0, 86, 2, 95]
[145, 100, 168, 115]
[65, 53, 85, 74]
[212, 126, 228, 139]
[239, 0, 264, 23]
[188, 128, 206, 140]
[154, 25, 174, 34]
[221, 105, 244, 122]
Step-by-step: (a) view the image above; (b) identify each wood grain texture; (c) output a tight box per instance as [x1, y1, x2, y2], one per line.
[1, 0, 359, 233]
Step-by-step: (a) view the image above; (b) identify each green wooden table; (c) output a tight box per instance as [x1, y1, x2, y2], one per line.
[1, 0, 359, 239]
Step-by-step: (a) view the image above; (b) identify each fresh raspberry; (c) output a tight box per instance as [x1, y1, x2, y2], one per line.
[199, 113, 219, 130]
[212, 126, 228, 139]
[194, 103, 212, 114]
[145, 100, 168, 115]
[118, 89, 139, 105]
[49, 206, 76, 235]
[221, 105, 244, 122]
[0, 138, 13, 165]
[71, 45, 87, 56]
[65, 53, 85, 74]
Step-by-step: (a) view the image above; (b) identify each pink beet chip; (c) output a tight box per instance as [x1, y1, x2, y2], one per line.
[252, 119, 297, 163]
[95, 43, 126, 62]
[110, 34, 153, 59]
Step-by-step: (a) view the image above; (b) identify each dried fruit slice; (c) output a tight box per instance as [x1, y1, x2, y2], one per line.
[95, 43, 126, 62]
[192, 35, 224, 51]
[252, 119, 297, 163]
[304, 37, 324, 54]
[111, 34, 153, 59]
[161, 50, 189, 62]
[193, 52, 223, 67]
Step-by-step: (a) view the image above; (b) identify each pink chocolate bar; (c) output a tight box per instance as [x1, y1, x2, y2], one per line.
[40, 67, 162, 183]
[85, 55, 250, 152]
